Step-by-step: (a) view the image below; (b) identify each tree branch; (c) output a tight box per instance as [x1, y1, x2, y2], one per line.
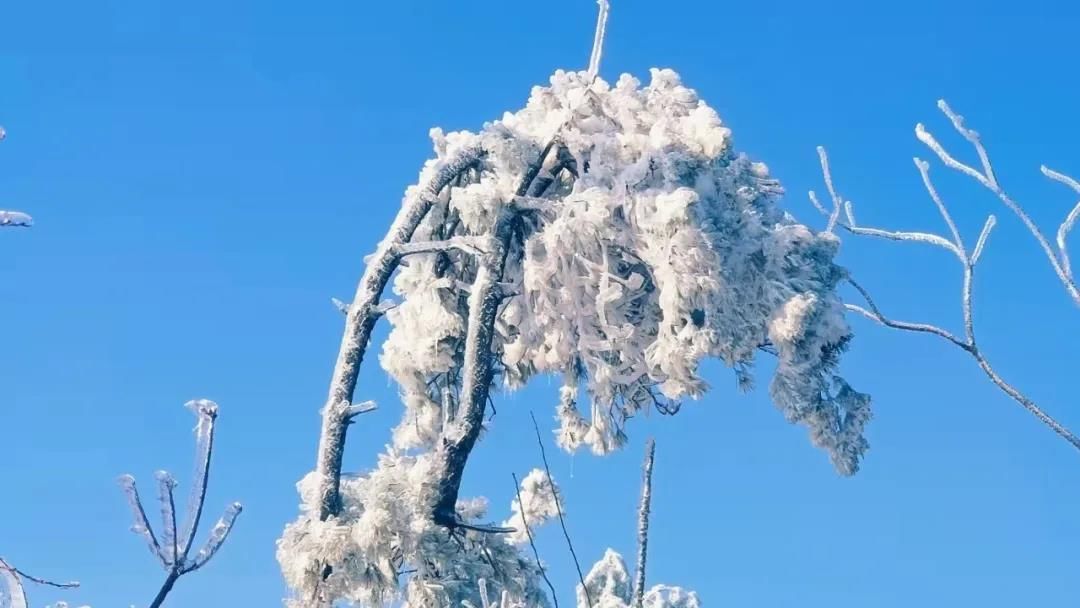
[631, 438, 655, 608]
[530, 412, 591, 608]
[814, 145, 1080, 453]
[511, 472, 559, 608]
[314, 145, 484, 523]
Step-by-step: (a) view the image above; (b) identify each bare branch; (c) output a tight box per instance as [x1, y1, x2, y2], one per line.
[511, 472, 559, 608]
[631, 439, 656, 608]
[530, 412, 591, 608]
[394, 235, 488, 258]
[0, 557, 79, 589]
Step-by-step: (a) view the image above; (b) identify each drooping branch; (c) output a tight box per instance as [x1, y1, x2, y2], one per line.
[120, 400, 243, 608]
[428, 140, 563, 530]
[631, 438, 655, 608]
[0, 556, 79, 608]
[430, 203, 517, 527]
[812, 146, 1080, 452]
[314, 145, 485, 522]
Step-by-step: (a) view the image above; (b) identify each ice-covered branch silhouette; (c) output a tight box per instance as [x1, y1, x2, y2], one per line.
[119, 400, 242, 608]
[0, 557, 78, 608]
[813, 118, 1080, 451]
[631, 439, 655, 608]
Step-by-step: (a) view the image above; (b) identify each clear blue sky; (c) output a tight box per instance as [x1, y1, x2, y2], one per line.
[2, 1, 1079, 606]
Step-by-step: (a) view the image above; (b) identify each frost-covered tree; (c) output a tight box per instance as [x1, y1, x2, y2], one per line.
[813, 100, 1080, 451]
[277, 4, 868, 605]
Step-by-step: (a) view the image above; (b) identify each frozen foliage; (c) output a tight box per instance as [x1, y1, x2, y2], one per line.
[278, 456, 551, 608]
[578, 549, 698, 608]
[381, 68, 867, 467]
[282, 67, 866, 606]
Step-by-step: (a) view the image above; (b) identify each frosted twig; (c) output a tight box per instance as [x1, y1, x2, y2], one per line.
[815, 145, 1080, 452]
[511, 472, 559, 608]
[0, 558, 79, 589]
[120, 401, 242, 608]
[810, 148, 965, 262]
[587, 0, 611, 81]
[631, 438, 655, 608]
[1040, 165, 1080, 280]
[917, 100, 1080, 305]
[395, 235, 489, 258]
[530, 412, 591, 608]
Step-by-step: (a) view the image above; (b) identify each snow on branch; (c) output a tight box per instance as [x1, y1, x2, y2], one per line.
[915, 100, 1080, 306]
[282, 68, 871, 607]
[813, 133, 1080, 452]
[0, 210, 32, 228]
[0, 557, 79, 608]
[120, 400, 242, 608]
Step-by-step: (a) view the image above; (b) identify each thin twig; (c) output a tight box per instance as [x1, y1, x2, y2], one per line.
[916, 100, 1080, 306]
[530, 411, 592, 608]
[813, 145, 1080, 452]
[511, 472, 559, 608]
[631, 438, 655, 608]
[0, 558, 79, 589]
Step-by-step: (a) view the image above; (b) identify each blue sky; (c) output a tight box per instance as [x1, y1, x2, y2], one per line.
[2, 1, 1079, 606]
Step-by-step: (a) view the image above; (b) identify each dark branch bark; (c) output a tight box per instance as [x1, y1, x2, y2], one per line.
[314, 146, 484, 522]
[429, 142, 557, 528]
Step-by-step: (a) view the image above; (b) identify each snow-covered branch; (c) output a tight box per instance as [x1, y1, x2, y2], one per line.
[0, 210, 32, 228]
[632, 439, 655, 608]
[120, 400, 242, 608]
[313, 144, 485, 525]
[915, 100, 1080, 305]
[0, 556, 78, 608]
[282, 67, 871, 607]
[813, 140, 1080, 452]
